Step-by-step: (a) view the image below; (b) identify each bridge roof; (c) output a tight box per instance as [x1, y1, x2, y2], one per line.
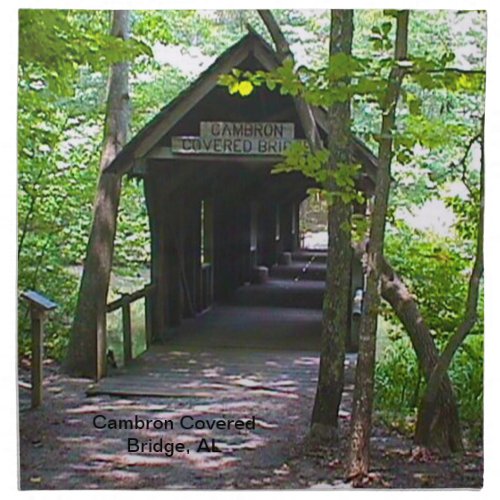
[105, 30, 378, 182]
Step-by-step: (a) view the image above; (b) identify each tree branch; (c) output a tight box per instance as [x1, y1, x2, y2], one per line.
[411, 68, 485, 76]
[424, 131, 481, 193]
[257, 10, 323, 152]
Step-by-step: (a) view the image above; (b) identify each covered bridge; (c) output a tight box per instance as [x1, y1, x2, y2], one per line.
[102, 30, 377, 377]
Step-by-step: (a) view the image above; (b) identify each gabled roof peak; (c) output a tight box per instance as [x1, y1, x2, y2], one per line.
[106, 30, 281, 175]
[104, 30, 377, 181]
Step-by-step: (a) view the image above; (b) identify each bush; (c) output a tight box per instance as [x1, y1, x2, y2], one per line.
[375, 333, 483, 443]
[375, 336, 420, 433]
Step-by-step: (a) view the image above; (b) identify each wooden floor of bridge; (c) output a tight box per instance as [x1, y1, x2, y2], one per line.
[87, 251, 330, 399]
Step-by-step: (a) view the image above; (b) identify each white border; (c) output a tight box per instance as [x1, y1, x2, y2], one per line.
[2, 1, 498, 499]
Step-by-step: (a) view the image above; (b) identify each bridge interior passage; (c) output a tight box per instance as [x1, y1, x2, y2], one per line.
[144, 157, 314, 337]
[143, 159, 365, 348]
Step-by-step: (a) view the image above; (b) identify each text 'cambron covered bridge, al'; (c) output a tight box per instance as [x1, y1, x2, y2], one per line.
[99, 30, 378, 380]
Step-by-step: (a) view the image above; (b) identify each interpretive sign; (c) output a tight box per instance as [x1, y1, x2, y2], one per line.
[171, 121, 296, 155]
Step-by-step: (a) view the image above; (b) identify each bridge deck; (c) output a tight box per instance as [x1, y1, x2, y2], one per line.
[88, 251, 334, 400]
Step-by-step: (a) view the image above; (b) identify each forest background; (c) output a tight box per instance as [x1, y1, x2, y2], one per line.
[2, 0, 499, 495]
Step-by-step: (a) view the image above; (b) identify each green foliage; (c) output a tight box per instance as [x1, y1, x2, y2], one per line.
[131, 65, 190, 132]
[449, 333, 483, 441]
[375, 334, 483, 442]
[272, 141, 364, 207]
[218, 11, 485, 236]
[219, 20, 483, 113]
[384, 223, 483, 339]
[273, 141, 329, 177]
[18, 264, 79, 360]
[445, 194, 480, 242]
[17, 9, 188, 360]
[19, 10, 152, 96]
[375, 225, 483, 441]
[375, 336, 421, 432]
[114, 179, 150, 272]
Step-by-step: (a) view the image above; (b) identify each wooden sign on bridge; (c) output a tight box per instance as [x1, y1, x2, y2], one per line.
[172, 121, 296, 156]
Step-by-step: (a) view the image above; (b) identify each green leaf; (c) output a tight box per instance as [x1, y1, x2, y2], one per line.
[237, 80, 254, 96]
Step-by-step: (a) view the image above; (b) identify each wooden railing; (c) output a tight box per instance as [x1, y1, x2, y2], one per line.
[106, 283, 155, 366]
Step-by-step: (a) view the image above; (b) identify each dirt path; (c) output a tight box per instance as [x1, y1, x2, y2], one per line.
[19, 354, 482, 490]
[18, 351, 331, 489]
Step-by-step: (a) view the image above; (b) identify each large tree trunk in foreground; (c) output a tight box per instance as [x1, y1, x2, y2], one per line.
[380, 258, 464, 453]
[259, 10, 356, 438]
[415, 125, 484, 449]
[310, 9, 354, 441]
[346, 11, 409, 481]
[64, 11, 130, 378]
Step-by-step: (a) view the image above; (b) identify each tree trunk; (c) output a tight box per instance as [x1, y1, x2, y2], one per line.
[63, 11, 130, 378]
[415, 123, 484, 450]
[310, 9, 354, 441]
[346, 11, 409, 481]
[259, 9, 357, 439]
[380, 258, 464, 453]
[349, 241, 465, 453]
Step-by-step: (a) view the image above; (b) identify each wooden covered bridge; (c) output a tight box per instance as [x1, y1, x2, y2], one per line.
[93, 31, 377, 388]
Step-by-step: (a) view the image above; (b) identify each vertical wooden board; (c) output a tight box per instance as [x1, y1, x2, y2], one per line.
[250, 201, 259, 253]
[239, 201, 252, 284]
[30, 311, 43, 408]
[204, 193, 215, 306]
[96, 297, 108, 381]
[182, 194, 200, 317]
[144, 172, 167, 339]
[214, 191, 245, 298]
[122, 295, 132, 365]
[279, 202, 293, 253]
[164, 192, 183, 328]
[212, 194, 225, 299]
[238, 201, 252, 285]
[144, 292, 153, 348]
[203, 195, 214, 265]
[192, 197, 202, 313]
[258, 202, 277, 268]
[291, 202, 300, 251]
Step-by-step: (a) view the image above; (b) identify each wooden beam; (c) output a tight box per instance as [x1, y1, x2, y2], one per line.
[164, 194, 184, 328]
[253, 43, 281, 72]
[144, 173, 168, 339]
[30, 309, 44, 408]
[131, 42, 254, 162]
[144, 290, 154, 348]
[147, 146, 285, 164]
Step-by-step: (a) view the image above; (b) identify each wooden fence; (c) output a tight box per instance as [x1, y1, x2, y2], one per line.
[106, 283, 155, 366]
